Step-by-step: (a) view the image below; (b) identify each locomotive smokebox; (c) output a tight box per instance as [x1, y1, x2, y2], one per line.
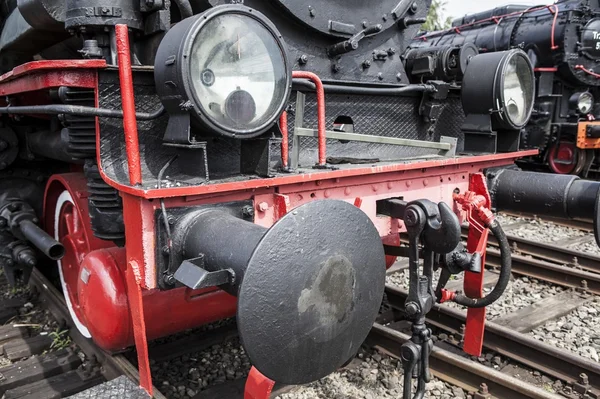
[173, 200, 386, 384]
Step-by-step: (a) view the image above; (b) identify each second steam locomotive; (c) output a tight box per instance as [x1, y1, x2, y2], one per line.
[409, 0, 600, 176]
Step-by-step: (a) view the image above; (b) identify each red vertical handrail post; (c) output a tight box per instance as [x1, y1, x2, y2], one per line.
[292, 71, 326, 166]
[244, 367, 275, 399]
[547, 5, 559, 50]
[279, 111, 289, 168]
[115, 24, 143, 186]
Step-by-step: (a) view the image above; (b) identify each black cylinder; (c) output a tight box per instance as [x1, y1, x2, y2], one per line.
[566, 179, 600, 221]
[176, 210, 267, 296]
[27, 130, 78, 163]
[19, 220, 65, 260]
[487, 169, 600, 222]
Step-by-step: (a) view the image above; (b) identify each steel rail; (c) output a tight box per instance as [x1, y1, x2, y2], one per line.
[461, 226, 600, 274]
[485, 248, 600, 294]
[398, 234, 600, 293]
[367, 323, 559, 399]
[500, 212, 594, 232]
[384, 284, 600, 395]
[29, 268, 167, 399]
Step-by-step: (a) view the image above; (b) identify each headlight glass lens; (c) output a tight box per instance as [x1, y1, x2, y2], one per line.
[578, 93, 594, 114]
[189, 14, 288, 132]
[502, 54, 534, 127]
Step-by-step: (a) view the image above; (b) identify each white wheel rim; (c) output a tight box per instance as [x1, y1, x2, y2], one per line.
[54, 190, 92, 338]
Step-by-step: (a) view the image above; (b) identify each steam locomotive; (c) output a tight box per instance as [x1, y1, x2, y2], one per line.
[408, 0, 600, 176]
[0, 0, 598, 398]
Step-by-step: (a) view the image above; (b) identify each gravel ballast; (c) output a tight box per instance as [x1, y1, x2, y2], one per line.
[530, 299, 600, 363]
[276, 348, 466, 399]
[496, 214, 599, 256]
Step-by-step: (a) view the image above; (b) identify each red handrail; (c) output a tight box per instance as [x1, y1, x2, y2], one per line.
[291, 71, 326, 166]
[115, 24, 143, 186]
[279, 111, 289, 168]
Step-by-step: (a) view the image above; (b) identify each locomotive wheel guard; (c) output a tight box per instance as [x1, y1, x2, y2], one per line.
[547, 141, 586, 175]
[55, 191, 93, 338]
[44, 174, 115, 338]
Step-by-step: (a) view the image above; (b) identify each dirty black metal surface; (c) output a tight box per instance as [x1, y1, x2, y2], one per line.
[98, 71, 208, 189]
[237, 200, 386, 384]
[66, 376, 150, 399]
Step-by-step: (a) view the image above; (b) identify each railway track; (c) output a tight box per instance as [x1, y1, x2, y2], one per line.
[500, 212, 595, 233]
[0, 267, 167, 399]
[379, 284, 599, 398]
[378, 214, 600, 398]
[366, 323, 560, 399]
[484, 216, 600, 294]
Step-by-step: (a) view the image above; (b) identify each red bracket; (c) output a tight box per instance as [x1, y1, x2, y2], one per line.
[453, 173, 494, 356]
[244, 367, 275, 399]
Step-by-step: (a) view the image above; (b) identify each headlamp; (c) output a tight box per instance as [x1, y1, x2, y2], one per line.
[569, 92, 595, 115]
[461, 49, 534, 131]
[155, 5, 292, 143]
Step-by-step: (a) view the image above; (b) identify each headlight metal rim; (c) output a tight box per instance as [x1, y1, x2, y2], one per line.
[158, 4, 292, 139]
[496, 49, 535, 130]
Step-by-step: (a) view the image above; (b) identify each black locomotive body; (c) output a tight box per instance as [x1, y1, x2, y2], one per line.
[409, 0, 600, 176]
[0, 0, 597, 398]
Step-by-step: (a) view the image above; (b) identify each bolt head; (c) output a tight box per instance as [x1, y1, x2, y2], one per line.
[164, 274, 176, 285]
[257, 202, 269, 212]
[405, 209, 419, 226]
[242, 205, 255, 218]
[405, 302, 419, 315]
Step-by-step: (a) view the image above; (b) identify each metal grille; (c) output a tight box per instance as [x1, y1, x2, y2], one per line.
[66, 376, 150, 399]
[98, 72, 208, 189]
[287, 93, 465, 167]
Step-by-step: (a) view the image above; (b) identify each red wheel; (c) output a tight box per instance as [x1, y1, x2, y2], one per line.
[548, 142, 587, 175]
[54, 191, 92, 337]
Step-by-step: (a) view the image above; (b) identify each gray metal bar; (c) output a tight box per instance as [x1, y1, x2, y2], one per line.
[295, 127, 452, 151]
[291, 92, 305, 170]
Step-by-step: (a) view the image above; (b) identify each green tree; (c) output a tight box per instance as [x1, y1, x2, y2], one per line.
[422, 0, 453, 31]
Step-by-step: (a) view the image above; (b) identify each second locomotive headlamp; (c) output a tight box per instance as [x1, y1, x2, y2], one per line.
[462, 49, 535, 131]
[155, 5, 292, 144]
[569, 92, 595, 115]
[460, 49, 535, 153]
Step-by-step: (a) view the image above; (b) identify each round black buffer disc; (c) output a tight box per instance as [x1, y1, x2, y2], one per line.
[237, 200, 386, 384]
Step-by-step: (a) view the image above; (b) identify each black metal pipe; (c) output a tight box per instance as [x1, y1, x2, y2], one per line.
[487, 169, 600, 246]
[173, 0, 193, 18]
[487, 169, 595, 219]
[0, 104, 165, 120]
[176, 209, 267, 295]
[292, 79, 437, 96]
[453, 219, 511, 308]
[566, 179, 599, 221]
[19, 220, 65, 260]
